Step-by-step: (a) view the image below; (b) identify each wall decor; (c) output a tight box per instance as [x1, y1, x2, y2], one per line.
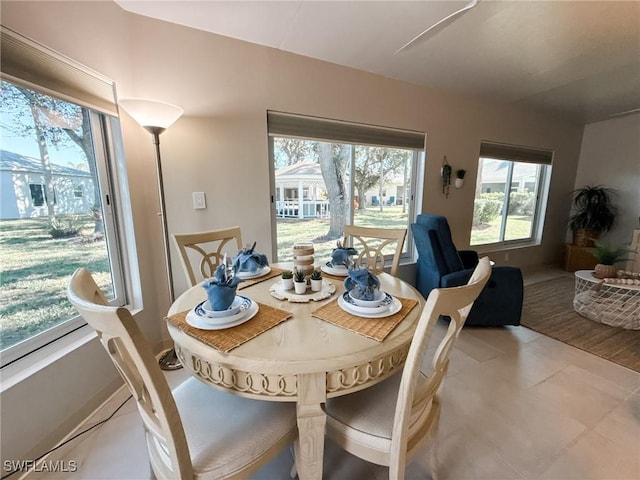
[441, 156, 452, 198]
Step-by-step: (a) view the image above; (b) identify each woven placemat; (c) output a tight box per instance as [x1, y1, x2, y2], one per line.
[311, 296, 418, 341]
[238, 267, 285, 290]
[166, 303, 292, 352]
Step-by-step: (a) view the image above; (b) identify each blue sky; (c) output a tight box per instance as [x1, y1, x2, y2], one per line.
[0, 111, 85, 168]
[1, 80, 86, 168]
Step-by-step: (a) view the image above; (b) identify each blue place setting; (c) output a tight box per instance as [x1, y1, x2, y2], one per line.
[338, 267, 401, 318]
[233, 241, 271, 279]
[344, 267, 381, 301]
[321, 241, 357, 276]
[187, 260, 259, 330]
[203, 261, 243, 310]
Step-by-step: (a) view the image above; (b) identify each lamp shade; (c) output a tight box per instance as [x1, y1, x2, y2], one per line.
[119, 98, 183, 129]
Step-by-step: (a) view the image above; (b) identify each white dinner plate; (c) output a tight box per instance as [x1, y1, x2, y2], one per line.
[338, 292, 402, 318]
[187, 298, 258, 329]
[236, 265, 271, 280]
[321, 262, 349, 277]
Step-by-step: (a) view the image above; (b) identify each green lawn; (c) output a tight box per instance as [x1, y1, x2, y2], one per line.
[0, 215, 111, 350]
[276, 206, 409, 264]
[470, 215, 533, 245]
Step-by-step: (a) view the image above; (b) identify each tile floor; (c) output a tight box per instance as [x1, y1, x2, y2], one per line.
[21, 269, 640, 480]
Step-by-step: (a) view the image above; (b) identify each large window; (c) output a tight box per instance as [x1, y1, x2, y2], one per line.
[268, 111, 424, 265]
[470, 141, 552, 247]
[0, 27, 128, 367]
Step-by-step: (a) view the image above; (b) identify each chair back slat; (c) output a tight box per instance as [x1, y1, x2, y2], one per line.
[67, 268, 193, 479]
[343, 225, 407, 276]
[389, 257, 492, 476]
[173, 227, 243, 286]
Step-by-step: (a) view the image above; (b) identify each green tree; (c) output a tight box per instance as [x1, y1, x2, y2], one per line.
[318, 142, 349, 239]
[1, 81, 102, 233]
[353, 147, 380, 210]
[273, 137, 315, 168]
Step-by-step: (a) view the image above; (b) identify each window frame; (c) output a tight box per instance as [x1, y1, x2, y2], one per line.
[29, 183, 46, 206]
[471, 142, 553, 251]
[0, 28, 132, 368]
[1, 106, 130, 368]
[73, 184, 84, 198]
[267, 112, 425, 267]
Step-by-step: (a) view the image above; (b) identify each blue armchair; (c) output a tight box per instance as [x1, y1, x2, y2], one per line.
[411, 214, 523, 326]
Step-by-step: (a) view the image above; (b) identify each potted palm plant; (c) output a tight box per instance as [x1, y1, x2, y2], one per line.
[590, 240, 630, 279]
[569, 185, 617, 247]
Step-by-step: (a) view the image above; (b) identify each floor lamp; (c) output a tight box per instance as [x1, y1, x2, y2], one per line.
[119, 98, 184, 370]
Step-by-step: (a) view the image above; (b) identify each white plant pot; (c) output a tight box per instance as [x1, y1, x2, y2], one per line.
[294, 281, 307, 294]
[455, 178, 464, 189]
[310, 278, 323, 292]
[281, 278, 294, 290]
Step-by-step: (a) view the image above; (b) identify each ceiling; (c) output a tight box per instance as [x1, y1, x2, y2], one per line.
[116, 1, 640, 125]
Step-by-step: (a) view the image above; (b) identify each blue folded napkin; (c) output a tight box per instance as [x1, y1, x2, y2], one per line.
[330, 241, 357, 268]
[344, 267, 381, 301]
[202, 263, 243, 311]
[232, 241, 269, 272]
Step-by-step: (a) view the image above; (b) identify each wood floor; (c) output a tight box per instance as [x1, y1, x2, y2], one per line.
[21, 269, 640, 480]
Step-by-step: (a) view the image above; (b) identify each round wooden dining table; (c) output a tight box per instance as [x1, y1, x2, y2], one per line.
[166, 265, 424, 480]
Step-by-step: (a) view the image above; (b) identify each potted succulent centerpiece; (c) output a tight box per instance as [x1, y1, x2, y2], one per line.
[590, 240, 630, 279]
[294, 269, 307, 294]
[281, 269, 294, 290]
[569, 185, 617, 247]
[310, 269, 323, 292]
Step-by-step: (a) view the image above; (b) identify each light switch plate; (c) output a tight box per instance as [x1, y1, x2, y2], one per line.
[192, 192, 206, 210]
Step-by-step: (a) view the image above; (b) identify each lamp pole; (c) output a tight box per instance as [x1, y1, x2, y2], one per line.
[147, 126, 175, 304]
[119, 99, 184, 370]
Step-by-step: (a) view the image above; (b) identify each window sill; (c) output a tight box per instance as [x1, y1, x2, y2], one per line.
[0, 325, 98, 393]
[473, 240, 541, 255]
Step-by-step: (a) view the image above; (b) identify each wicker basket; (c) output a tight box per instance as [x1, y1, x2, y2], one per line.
[573, 229, 600, 247]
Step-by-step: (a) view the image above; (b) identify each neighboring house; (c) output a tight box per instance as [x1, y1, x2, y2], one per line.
[274, 161, 329, 218]
[478, 158, 539, 194]
[0, 150, 94, 220]
[274, 160, 405, 218]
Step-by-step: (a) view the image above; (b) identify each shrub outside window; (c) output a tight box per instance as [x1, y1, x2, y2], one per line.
[470, 141, 552, 247]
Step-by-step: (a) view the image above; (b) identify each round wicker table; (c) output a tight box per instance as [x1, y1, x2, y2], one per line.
[573, 270, 640, 330]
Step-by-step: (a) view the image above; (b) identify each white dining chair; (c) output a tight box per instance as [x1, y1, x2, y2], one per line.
[67, 267, 297, 479]
[323, 257, 492, 480]
[342, 225, 407, 276]
[173, 226, 243, 286]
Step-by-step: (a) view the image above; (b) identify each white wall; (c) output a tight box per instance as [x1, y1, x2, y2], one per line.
[0, 0, 591, 464]
[574, 113, 640, 247]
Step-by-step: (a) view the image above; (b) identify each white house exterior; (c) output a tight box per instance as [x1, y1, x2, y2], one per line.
[274, 161, 329, 218]
[0, 150, 94, 220]
[477, 158, 539, 194]
[274, 160, 406, 218]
